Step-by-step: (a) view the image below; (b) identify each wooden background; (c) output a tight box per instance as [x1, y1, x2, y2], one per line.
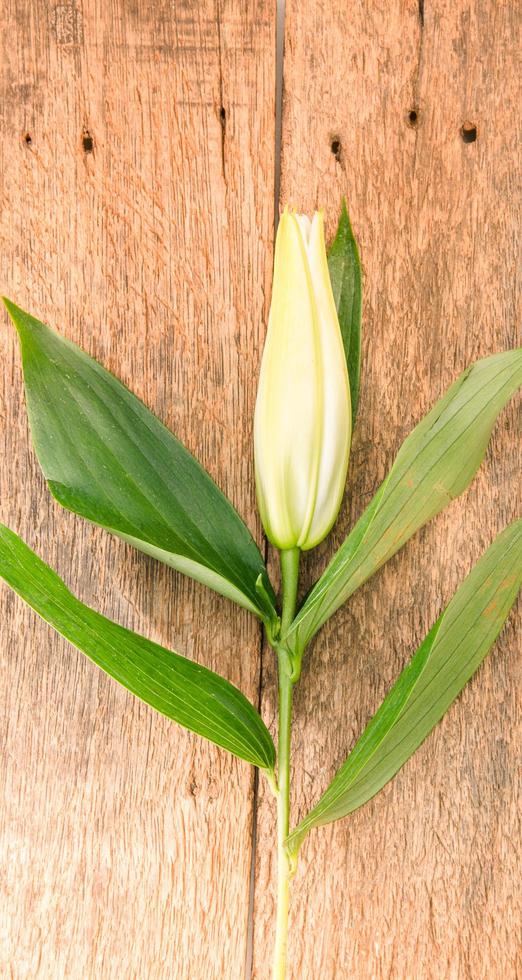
[0, 1, 520, 978]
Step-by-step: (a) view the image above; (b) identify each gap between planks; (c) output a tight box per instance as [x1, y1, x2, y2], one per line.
[244, 0, 286, 975]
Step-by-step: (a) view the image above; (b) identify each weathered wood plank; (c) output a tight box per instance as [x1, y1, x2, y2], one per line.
[253, 2, 521, 977]
[0, 2, 274, 977]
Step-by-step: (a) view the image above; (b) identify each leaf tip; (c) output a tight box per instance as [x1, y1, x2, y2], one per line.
[337, 196, 355, 235]
[2, 297, 40, 339]
[2, 295, 19, 318]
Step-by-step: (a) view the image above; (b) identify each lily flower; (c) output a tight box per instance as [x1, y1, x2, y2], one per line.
[254, 208, 351, 552]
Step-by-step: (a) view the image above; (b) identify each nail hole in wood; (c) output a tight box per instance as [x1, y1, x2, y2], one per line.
[23, 133, 32, 146]
[219, 106, 226, 122]
[82, 131, 94, 153]
[461, 122, 477, 144]
[408, 109, 419, 126]
[331, 138, 341, 160]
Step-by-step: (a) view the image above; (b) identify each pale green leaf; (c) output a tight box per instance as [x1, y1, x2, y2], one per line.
[287, 520, 522, 855]
[285, 350, 522, 657]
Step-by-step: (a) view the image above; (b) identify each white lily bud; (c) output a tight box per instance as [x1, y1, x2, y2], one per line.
[254, 208, 352, 551]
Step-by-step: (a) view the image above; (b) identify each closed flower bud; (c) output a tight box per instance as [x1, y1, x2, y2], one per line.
[254, 208, 352, 552]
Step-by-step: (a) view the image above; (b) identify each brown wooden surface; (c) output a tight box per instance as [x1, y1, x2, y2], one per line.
[1, 2, 521, 979]
[0, 1, 274, 977]
[253, 2, 522, 978]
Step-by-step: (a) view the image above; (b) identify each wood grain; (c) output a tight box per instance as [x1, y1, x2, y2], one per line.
[1, 1, 521, 978]
[0, 1, 274, 977]
[252, 1, 521, 977]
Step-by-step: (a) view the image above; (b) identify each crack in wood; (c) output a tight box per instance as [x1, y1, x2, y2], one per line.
[274, 0, 285, 225]
[245, 4, 287, 970]
[244, 531, 272, 979]
[215, 1, 227, 189]
[411, 0, 426, 175]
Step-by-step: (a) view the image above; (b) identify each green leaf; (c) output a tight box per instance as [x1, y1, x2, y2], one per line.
[3, 300, 277, 627]
[327, 198, 362, 419]
[0, 524, 276, 771]
[285, 349, 522, 657]
[287, 520, 522, 854]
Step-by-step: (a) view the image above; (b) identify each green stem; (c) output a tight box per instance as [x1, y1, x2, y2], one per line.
[280, 547, 300, 636]
[273, 547, 300, 980]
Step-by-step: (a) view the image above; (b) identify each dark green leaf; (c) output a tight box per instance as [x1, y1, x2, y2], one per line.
[0, 524, 276, 771]
[285, 349, 522, 657]
[327, 198, 362, 419]
[287, 520, 522, 854]
[3, 300, 277, 627]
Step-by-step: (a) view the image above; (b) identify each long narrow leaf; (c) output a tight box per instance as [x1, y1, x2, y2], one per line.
[285, 350, 522, 656]
[3, 300, 278, 626]
[0, 525, 276, 771]
[328, 199, 362, 419]
[287, 520, 522, 855]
